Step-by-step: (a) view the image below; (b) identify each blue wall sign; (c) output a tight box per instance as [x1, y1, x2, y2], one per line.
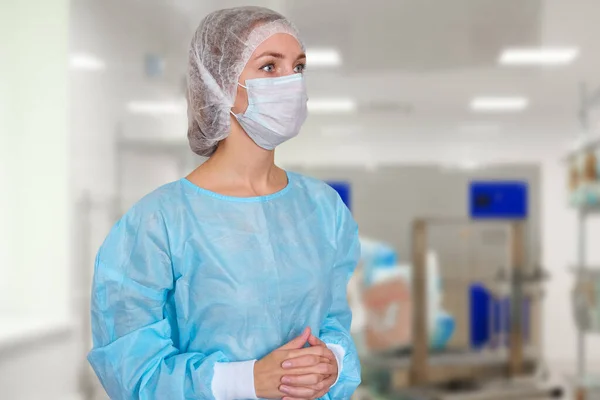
[327, 181, 352, 212]
[469, 181, 528, 220]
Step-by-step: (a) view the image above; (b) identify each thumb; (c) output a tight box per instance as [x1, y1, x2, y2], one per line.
[279, 327, 311, 350]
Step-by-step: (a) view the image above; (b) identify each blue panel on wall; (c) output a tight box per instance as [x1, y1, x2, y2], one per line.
[469, 181, 528, 219]
[327, 181, 352, 212]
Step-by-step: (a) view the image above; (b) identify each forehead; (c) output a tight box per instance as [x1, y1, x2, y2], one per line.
[252, 33, 304, 56]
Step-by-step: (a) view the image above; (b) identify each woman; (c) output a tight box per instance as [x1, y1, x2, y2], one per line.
[88, 6, 360, 400]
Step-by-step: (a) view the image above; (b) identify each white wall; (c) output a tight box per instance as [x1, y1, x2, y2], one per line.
[0, 9, 13, 307]
[0, 0, 70, 320]
[0, 1, 77, 400]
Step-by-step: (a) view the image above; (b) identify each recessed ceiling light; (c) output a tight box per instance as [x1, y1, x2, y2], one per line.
[441, 160, 483, 171]
[126, 100, 186, 115]
[69, 54, 106, 71]
[308, 98, 357, 114]
[499, 47, 579, 66]
[458, 160, 480, 170]
[306, 48, 342, 67]
[470, 97, 529, 112]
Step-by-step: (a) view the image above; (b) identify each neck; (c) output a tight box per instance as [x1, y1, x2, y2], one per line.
[202, 122, 279, 185]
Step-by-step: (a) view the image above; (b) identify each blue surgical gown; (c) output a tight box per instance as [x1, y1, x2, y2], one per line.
[87, 171, 361, 399]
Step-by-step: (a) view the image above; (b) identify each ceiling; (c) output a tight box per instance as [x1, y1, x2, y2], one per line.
[289, 0, 543, 72]
[70, 0, 600, 145]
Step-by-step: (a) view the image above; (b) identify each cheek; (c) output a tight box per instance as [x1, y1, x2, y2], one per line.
[231, 83, 248, 114]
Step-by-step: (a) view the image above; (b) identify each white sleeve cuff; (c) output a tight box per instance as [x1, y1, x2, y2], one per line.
[325, 343, 345, 387]
[212, 360, 258, 400]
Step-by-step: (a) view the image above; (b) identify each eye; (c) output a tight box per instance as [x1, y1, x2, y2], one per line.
[294, 63, 306, 73]
[260, 63, 275, 73]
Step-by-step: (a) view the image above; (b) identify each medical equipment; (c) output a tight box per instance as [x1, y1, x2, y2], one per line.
[358, 237, 455, 352]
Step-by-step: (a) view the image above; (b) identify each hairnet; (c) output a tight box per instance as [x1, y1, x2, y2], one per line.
[186, 6, 304, 157]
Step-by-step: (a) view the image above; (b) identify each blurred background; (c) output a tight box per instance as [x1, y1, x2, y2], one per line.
[2, 0, 600, 399]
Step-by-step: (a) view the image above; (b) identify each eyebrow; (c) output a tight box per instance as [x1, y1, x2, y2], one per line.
[254, 51, 285, 60]
[253, 52, 307, 61]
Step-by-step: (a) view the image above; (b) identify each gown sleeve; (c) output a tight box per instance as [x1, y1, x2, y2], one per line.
[87, 207, 236, 400]
[319, 196, 362, 399]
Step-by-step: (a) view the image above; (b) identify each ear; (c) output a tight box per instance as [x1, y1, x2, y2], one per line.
[231, 77, 249, 115]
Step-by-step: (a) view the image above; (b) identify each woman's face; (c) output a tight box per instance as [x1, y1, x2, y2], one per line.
[231, 33, 306, 114]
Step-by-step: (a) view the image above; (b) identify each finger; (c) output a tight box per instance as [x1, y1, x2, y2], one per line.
[280, 362, 337, 376]
[282, 373, 326, 386]
[308, 334, 325, 347]
[280, 327, 311, 350]
[283, 354, 333, 369]
[314, 375, 336, 398]
[280, 384, 318, 398]
[282, 355, 331, 370]
[282, 376, 334, 399]
[281, 354, 331, 369]
[322, 348, 336, 362]
[319, 356, 332, 365]
[285, 346, 335, 361]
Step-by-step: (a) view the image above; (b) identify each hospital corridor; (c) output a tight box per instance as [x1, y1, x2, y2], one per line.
[2, 0, 600, 399]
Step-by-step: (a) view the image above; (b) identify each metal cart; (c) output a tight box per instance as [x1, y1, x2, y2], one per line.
[360, 217, 562, 400]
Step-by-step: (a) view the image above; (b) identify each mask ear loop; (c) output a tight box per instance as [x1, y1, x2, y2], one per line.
[230, 82, 247, 117]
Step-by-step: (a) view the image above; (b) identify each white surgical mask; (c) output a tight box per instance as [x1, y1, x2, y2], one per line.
[231, 74, 308, 150]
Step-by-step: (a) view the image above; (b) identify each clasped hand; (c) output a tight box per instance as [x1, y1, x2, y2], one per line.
[254, 327, 338, 400]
